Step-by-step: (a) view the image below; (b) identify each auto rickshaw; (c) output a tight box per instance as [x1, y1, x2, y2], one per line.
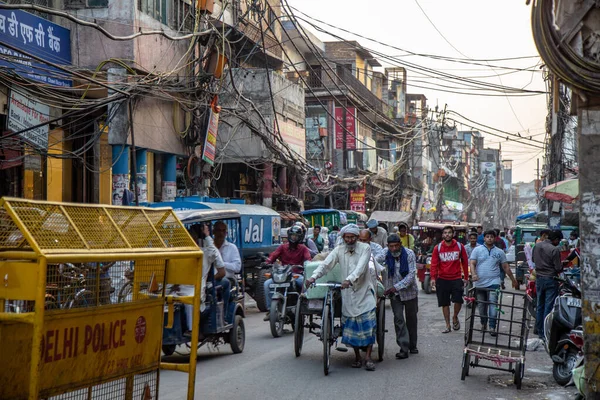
[161, 209, 246, 356]
[414, 222, 469, 294]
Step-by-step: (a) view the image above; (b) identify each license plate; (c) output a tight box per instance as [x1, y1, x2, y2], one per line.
[567, 297, 582, 308]
[270, 283, 290, 288]
[308, 299, 323, 309]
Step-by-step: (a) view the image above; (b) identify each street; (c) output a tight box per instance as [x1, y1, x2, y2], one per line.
[159, 290, 578, 400]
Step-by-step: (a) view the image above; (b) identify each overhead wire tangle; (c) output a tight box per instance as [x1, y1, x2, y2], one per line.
[446, 110, 545, 144]
[273, 3, 419, 151]
[287, 12, 547, 96]
[229, 6, 421, 156]
[0, 3, 216, 41]
[286, 5, 540, 65]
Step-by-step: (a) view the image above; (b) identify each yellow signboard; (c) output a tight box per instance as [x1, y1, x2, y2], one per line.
[0, 300, 163, 398]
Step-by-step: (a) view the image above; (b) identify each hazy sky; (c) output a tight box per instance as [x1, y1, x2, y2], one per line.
[286, 0, 547, 183]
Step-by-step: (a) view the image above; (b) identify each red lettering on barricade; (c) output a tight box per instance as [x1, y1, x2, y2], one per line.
[45, 330, 54, 363]
[120, 319, 126, 346]
[53, 329, 62, 361]
[43, 319, 130, 364]
[84, 325, 92, 354]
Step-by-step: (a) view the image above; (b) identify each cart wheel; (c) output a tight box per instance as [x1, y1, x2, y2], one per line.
[294, 299, 305, 357]
[424, 276, 432, 294]
[230, 315, 245, 354]
[461, 352, 471, 380]
[270, 299, 284, 338]
[162, 344, 176, 356]
[514, 361, 524, 389]
[377, 298, 386, 362]
[322, 304, 331, 376]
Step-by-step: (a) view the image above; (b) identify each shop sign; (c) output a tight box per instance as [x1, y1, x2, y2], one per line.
[202, 109, 219, 165]
[349, 188, 366, 212]
[0, 8, 72, 86]
[8, 90, 50, 150]
[334, 106, 356, 150]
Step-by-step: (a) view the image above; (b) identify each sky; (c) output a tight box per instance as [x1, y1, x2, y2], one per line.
[285, 0, 547, 184]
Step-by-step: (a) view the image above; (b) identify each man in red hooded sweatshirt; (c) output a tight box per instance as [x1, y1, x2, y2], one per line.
[430, 225, 469, 333]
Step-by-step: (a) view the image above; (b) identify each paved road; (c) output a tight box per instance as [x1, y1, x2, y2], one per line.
[159, 290, 578, 400]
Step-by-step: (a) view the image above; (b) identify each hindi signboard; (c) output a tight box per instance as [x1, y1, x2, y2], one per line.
[334, 106, 357, 150]
[0, 8, 72, 86]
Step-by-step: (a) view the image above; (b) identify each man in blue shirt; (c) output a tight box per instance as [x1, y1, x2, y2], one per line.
[476, 226, 484, 245]
[469, 230, 519, 336]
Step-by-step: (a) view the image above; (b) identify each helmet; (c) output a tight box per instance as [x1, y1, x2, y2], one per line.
[288, 225, 304, 244]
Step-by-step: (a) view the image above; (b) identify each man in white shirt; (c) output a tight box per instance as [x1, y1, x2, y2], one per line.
[213, 221, 242, 280]
[184, 224, 227, 330]
[305, 224, 377, 371]
[367, 219, 388, 248]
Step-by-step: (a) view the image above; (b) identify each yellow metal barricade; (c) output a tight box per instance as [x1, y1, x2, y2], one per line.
[0, 198, 203, 400]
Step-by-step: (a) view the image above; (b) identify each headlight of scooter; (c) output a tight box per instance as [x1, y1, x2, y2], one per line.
[426, 257, 432, 265]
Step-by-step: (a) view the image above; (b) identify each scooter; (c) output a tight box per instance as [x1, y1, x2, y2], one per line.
[265, 263, 303, 338]
[543, 276, 582, 386]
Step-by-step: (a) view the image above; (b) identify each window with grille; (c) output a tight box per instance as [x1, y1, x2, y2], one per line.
[138, 0, 194, 31]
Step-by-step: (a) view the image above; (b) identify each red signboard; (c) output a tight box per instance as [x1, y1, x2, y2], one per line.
[346, 107, 356, 150]
[350, 188, 366, 212]
[335, 107, 344, 150]
[335, 106, 357, 150]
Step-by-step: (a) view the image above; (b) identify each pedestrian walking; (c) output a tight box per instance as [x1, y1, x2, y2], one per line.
[376, 234, 419, 358]
[470, 230, 519, 336]
[430, 225, 469, 333]
[367, 219, 388, 248]
[532, 230, 564, 339]
[306, 224, 377, 371]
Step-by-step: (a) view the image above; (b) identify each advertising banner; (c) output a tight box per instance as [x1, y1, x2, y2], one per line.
[8, 90, 50, 150]
[334, 106, 357, 150]
[480, 162, 497, 191]
[349, 188, 366, 212]
[202, 109, 219, 165]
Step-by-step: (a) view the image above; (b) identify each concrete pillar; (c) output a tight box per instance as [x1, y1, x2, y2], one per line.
[161, 154, 177, 202]
[578, 106, 600, 399]
[262, 162, 273, 208]
[278, 166, 287, 194]
[111, 145, 129, 205]
[136, 149, 148, 203]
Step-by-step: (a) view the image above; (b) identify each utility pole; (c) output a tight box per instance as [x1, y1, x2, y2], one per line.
[579, 106, 600, 400]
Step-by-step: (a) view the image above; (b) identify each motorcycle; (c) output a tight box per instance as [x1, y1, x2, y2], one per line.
[265, 263, 304, 337]
[543, 276, 582, 386]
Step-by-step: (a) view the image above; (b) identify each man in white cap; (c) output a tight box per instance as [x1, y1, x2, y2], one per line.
[305, 224, 377, 371]
[367, 219, 388, 248]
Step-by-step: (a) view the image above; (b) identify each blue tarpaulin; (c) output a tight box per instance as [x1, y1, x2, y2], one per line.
[516, 212, 537, 221]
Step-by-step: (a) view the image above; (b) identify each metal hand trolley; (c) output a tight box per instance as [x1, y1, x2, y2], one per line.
[461, 287, 531, 389]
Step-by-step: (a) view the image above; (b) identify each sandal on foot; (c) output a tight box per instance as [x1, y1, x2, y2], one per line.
[351, 360, 363, 368]
[442, 326, 452, 334]
[453, 318, 460, 331]
[365, 360, 376, 371]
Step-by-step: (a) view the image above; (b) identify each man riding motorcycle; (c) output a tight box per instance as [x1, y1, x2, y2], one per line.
[262, 224, 312, 320]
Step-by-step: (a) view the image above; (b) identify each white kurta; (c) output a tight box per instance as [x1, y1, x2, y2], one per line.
[310, 241, 375, 318]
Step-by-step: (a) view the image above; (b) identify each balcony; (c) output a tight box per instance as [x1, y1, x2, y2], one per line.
[305, 66, 393, 117]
